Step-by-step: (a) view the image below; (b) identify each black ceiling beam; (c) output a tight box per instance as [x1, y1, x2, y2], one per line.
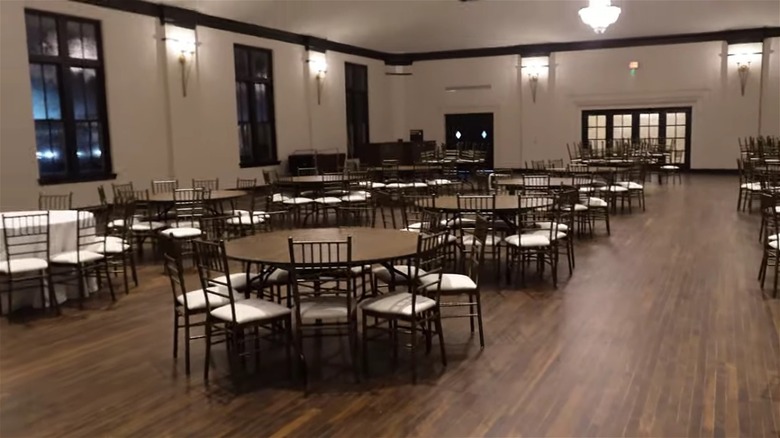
[71, 0, 780, 66]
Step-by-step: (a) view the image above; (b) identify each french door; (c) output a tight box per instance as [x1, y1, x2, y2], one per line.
[445, 112, 494, 168]
[581, 107, 692, 168]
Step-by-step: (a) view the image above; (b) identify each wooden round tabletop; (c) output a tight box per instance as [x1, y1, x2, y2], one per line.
[147, 190, 247, 203]
[224, 227, 420, 266]
[494, 177, 571, 187]
[426, 195, 554, 212]
[276, 175, 358, 186]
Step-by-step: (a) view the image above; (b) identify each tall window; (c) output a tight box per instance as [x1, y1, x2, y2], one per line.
[25, 10, 112, 184]
[345, 62, 369, 157]
[234, 45, 277, 167]
[581, 107, 692, 167]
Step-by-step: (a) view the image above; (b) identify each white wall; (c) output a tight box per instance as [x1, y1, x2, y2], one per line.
[761, 37, 780, 137]
[404, 56, 523, 167]
[0, 1, 394, 210]
[0, 0, 169, 210]
[401, 41, 776, 170]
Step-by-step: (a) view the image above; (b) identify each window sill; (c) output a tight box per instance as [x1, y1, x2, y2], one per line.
[240, 161, 281, 169]
[38, 172, 117, 186]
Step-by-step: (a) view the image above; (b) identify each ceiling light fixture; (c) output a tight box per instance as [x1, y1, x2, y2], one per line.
[579, 0, 621, 34]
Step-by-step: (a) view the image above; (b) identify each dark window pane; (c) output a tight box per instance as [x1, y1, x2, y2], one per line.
[81, 23, 98, 60]
[41, 16, 58, 56]
[69, 67, 86, 119]
[30, 64, 45, 119]
[82, 68, 98, 119]
[251, 50, 269, 80]
[25, 14, 41, 55]
[35, 121, 67, 175]
[43, 65, 61, 119]
[67, 21, 84, 59]
[234, 48, 248, 78]
[253, 83, 269, 122]
[236, 82, 249, 122]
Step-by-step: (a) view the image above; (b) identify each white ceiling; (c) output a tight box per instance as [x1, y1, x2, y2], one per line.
[164, 0, 780, 53]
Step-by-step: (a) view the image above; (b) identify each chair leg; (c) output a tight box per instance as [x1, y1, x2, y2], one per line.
[203, 322, 212, 381]
[47, 270, 60, 316]
[121, 255, 130, 294]
[475, 290, 485, 349]
[410, 316, 418, 384]
[173, 312, 179, 359]
[362, 314, 370, 377]
[103, 260, 116, 302]
[435, 311, 447, 367]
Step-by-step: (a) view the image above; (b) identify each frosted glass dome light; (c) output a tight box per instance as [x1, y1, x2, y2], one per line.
[579, 0, 621, 34]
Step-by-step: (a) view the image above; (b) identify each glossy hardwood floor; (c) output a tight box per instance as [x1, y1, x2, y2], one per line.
[1, 174, 779, 437]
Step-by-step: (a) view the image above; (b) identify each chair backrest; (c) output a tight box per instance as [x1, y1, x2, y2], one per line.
[548, 159, 564, 169]
[401, 194, 437, 231]
[523, 174, 551, 194]
[192, 239, 239, 320]
[236, 178, 257, 189]
[373, 190, 398, 229]
[411, 231, 447, 308]
[161, 236, 188, 309]
[463, 215, 489, 285]
[105, 198, 136, 241]
[152, 179, 179, 194]
[198, 215, 231, 241]
[111, 182, 134, 201]
[172, 188, 209, 228]
[571, 173, 594, 189]
[1, 212, 50, 268]
[39, 193, 72, 210]
[518, 194, 559, 237]
[192, 178, 219, 191]
[287, 236, 353, 328]
[97, 185, 108, 207]
[74, 210, 101, 262]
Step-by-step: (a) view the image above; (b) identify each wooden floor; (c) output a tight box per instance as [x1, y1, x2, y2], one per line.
[1, 174, 779, 437]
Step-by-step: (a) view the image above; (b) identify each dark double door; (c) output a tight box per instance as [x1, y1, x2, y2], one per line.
[445, 113, 494, 168]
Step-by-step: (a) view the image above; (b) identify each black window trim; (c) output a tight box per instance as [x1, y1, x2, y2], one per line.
[233, 43, 279, 168]
[25, 8, 114, 185]
[344, 61, 369, 159]
[581, 106, 693, 169]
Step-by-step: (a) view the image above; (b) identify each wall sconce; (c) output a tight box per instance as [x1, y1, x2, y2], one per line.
[164, 26, 199, 97]
[727, 43, 762, 97]
[519, 56, 549, 103]
[308, 52, 328, 105]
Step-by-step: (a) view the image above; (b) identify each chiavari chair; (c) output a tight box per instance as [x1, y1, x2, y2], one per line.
[505, 195, 560, 287]
[457, 194, 501, 279]
[361, 230, 448, 383]
[192, 178, 219, 191]
[152, 179, 179, 195]
[0, 212, 57, 317]
[94, 199, 138, 293]
[38, 193, 73, 211]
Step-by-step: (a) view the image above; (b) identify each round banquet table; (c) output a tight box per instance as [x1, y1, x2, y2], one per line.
[225, 227, 420, 267]
[0, 210, 96, 312]
[147, 190, 247, 203]
[423, 195, 555, 213]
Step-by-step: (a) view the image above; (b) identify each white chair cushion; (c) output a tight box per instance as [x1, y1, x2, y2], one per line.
[50, 250, 104, 264]
[350, 264, 372, 274]
[769, 240, 779, 249]
[341, 194, 367, 202]
[741, 182, 761, 191]
[265, 268, 289, 284]
[535, 221, 569, 232]
[385, 182, 411, 189]
[617, 182, 644, 190]
[372, 264, 426, 284]
[271, 193, 291, 203]
[177, 287, 233, 311]
[440, 217, 477, 227]
[462, 234, 501, 246]
[132, 221, 167, 231]
[298, 297, 349, 321]
[587, 197, 608, 208]
[314, 197, 342, 204]
[504, 234, 551, 247]
[283, 197, 314, 205]
[529, 229, 567, 240]
[427, 179, 454, 186]
[563, 204, 589, 212]
[607, 186, 629, 192]
[210, 272, 250, 290]
[210, 298, 290, 324]
[361, 291, 435, 316]
[230, 209, 250, 217]
[227, 216, 264, 226]
[160, 227, 202, 238]
[0, 257, 48, 274]
[410, 182, 428, 188]
[661, 165, 679, 170]
[430, 273, 476, 292]
[92, 236, 130, 253]
[768, 233, 780, 241]
[578, 187, 594, 193]
[401, 222, 424, 232]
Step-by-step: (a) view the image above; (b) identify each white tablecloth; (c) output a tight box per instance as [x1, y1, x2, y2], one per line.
[0, 210, 96, 312]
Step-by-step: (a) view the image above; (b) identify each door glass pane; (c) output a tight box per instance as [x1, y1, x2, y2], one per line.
[666, 126, 675, 137]
[666, 113, 676, 125]
[677, 112, 686, 124]
[622, 127, 631, 138]
[640, 127, 648, 138]
[677, 126, 686, 138]
[640, 114, 648, 124]
[597, 127, 606, 139]
[588, 115, 597, 126]
[649, 113, 659, 124]
[588, 128, 596, 139]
